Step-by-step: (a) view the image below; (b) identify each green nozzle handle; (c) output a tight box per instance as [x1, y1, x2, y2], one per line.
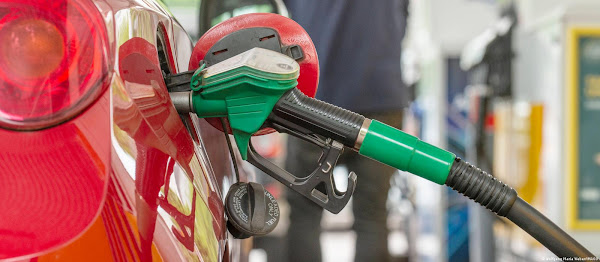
[269, 89, 455, 184]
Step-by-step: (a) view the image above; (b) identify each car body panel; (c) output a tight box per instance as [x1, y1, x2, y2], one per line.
[0, 0, 243, 261]
[0, 90, 111, 260]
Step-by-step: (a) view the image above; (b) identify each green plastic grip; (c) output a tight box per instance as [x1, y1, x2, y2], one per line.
[191, 75, 296, 160]
[358, 120, 455, 184]
[189, 48, 300, 160]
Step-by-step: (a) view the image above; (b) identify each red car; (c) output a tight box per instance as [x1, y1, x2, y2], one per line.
[0, 0, 249, 260]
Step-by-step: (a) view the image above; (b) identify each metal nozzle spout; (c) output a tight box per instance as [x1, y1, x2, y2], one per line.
[169, 91, 193, 114]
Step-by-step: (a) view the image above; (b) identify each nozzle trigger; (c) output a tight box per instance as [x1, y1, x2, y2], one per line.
[247, 137, 356, 214]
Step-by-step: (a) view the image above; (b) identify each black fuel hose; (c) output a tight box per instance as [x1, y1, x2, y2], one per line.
[506, 198, 593, 259]
[447, 158, 594, 259]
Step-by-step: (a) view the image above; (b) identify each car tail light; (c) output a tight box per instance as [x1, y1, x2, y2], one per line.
[0, 0, 111, 130]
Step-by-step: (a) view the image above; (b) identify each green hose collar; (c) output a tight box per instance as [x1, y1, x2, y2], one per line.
[358, 120, 455, 184]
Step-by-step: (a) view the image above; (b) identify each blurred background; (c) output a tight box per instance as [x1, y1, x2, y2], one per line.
[162, 0, 600, 261]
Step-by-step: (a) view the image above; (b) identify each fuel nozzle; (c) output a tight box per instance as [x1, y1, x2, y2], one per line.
[171, 48, 358, 213]
[169, 47, 454, 213]
[169, 46, 594, 259]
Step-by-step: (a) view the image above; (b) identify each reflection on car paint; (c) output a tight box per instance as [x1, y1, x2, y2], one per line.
[0, 1, 240, 260]
[112, 34, 226, 261]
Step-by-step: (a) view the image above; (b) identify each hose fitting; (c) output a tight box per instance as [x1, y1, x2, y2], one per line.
[445, 157, 517, 216]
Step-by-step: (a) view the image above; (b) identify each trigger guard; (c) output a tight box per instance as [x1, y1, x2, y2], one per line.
[246, 139, 356, 214]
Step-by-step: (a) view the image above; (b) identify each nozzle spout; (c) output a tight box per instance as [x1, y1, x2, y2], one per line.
[169, 91, 193, 114]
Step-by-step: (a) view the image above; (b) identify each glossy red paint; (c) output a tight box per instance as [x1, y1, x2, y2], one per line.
[189, 13, 319, 136]
[0, 0, 243, 261]
[0, 89, 111, 259]
[115, 36, 227, 261]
